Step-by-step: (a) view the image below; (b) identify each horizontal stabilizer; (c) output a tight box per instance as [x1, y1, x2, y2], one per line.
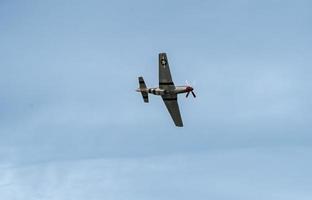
[138, 77, 148, 103]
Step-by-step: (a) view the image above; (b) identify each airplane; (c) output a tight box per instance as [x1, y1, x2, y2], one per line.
[136, 53, 196, 127]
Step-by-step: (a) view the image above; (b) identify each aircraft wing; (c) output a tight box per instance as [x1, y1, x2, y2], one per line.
[162, 94, 183, 127]
[159, 53, 175, 90]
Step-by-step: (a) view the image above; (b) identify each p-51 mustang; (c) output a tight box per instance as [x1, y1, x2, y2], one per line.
[136, 53, 196, 127]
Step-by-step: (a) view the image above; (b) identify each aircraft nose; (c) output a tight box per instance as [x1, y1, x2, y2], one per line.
[186, 86, 193, 92]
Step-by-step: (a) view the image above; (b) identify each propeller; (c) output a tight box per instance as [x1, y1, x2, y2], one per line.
[185, 80, 196, 98]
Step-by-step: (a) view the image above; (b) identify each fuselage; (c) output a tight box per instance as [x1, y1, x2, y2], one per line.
[136, 86, 190, 96]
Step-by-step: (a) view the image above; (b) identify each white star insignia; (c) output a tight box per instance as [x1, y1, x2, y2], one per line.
[161, 59, 167, 67]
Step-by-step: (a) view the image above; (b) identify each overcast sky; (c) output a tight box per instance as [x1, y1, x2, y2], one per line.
[0, 0, 312, 199]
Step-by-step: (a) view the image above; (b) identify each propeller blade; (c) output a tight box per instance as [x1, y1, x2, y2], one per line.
[191, 91, 196, 98]
[186, 92, 190, 98]
[185, 80, 190, 86]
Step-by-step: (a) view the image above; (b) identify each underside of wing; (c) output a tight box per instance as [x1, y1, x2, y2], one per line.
[159, 53, 175, 90]
[162, 94, 183, 127]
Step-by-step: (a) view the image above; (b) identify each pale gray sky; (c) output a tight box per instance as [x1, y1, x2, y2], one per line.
[0, 0, 312, 199]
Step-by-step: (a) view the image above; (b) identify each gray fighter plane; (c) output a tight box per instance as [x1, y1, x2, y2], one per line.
[136, 53, 196, 127]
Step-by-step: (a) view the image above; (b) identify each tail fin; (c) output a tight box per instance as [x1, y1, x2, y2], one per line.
[138, 77, 149, 103]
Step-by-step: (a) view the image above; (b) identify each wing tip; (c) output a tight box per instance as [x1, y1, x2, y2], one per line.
[174, 121, 184, 127]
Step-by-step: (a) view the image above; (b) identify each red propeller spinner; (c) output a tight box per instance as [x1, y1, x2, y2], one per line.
[186, 86, 196, 98]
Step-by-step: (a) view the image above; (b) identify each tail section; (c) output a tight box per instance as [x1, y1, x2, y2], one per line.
[138, 77, 149, 103]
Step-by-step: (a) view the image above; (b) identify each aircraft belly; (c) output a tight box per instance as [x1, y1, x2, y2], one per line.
[148, 88, 165, 95]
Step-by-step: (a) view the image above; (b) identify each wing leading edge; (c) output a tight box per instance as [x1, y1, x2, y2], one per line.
[162, 94, 183, 127]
